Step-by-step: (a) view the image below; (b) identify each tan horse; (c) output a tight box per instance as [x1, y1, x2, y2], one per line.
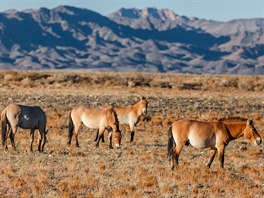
[68, 105, 121, 149]
[167, 119, 262, 170]
[95, 97, 148, 143]
[1, 103, 48, 152]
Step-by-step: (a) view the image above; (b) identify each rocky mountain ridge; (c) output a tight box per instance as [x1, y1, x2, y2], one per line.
[1, 6, 263, 74]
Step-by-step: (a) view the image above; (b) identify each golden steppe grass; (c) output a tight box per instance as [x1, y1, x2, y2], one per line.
[0, 71, 263, 197]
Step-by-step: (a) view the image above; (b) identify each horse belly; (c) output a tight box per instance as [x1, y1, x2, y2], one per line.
[83, 120, 100, 129]
[19, 116, 38, 129]
[82, 117, 100, 129]
[118, 116, 129, 125]
[188, 132, 216, 149]
[189, 137, 207, 148]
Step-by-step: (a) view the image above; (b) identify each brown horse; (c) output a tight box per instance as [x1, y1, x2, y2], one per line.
[68, 105, 121, 149]
[95, 97, 148, 143]
[1, 103, 48, 152]
[167, 119, 262, 170]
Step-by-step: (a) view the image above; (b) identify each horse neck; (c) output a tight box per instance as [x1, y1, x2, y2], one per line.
[132, 101, 143, 116]
[226, 122, 246, 140]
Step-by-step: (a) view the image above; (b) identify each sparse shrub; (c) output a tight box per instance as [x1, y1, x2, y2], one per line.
[111, 188, 128, 197]
[4, 74, 17, 81]
[21, 77, 32, 87]
[238, 81, 255, 91]
[12, 177, 26, 187]
[179, 82, 202, 90]
[220, 77, 238, 88]
[27, 73, 50, 81]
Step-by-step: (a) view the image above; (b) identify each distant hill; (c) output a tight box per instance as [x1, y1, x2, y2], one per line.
[1, 6, 264, 74]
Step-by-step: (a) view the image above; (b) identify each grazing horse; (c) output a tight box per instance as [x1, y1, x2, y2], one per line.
[95, 97, 148, 143]
[1, 104, 48, 152]
[68, 105, 121, 149]
[167, 119, 262, 170]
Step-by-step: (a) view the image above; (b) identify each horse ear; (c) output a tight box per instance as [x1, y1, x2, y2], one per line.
[141, 96, 146, 100]
[110, 105, 115, 111]
[247, 119, 253, 125]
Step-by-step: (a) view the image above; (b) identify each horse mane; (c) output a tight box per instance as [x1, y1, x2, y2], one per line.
[218, 117, 248, 122]
[104, 104, 120, 131]
[132, 96, 147, 106]
[110, 107, 120, 131]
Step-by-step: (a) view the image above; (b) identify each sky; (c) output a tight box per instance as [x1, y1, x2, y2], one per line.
[0, 0, 263, 21]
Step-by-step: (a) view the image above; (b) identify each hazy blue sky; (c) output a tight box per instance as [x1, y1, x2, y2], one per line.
[1, 0, 263, 21]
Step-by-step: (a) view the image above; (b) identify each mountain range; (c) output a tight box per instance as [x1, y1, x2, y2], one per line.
[1, 6, 264, 74]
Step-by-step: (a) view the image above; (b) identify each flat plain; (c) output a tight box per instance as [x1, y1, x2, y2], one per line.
[0, 71, 263, 197]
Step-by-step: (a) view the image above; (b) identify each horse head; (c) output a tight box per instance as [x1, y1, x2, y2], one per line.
[107, 107, 121, 148]
[113, 129, 121, 149]
[140, 97, 148, 115]
[243, 119, 262, 145]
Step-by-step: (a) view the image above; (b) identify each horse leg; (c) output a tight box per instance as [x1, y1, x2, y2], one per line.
[40, 133, 46, 152]
[94, 130, 99, 142]
[9, 131, 16, 151]
[96, 128, 105, 148]
[10, 126, 18, 151]
[217, 145, 225, 168]
[101, 130, 105, 143]
[95, 129, 105, 142]
[74, 133, 79, 147]
[4, 125, 11, 150]
[68, 115, 80, 147]
[171, 142, 184, 170]
[30, 129, 35, 152]
[206, 148, 217, 168]
[129, 123, 135, 142]
[37, 131, 43, 152]
[108, 131, 113, 149]
[73, 123, 81, 147]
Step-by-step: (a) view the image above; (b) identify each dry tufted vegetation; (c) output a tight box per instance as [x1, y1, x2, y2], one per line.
[0, 71, 263, 197]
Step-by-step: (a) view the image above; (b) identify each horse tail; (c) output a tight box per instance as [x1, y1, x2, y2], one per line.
[167, 125, 176, 160]
[1, 110, 8, 147]
[68, 112, 74, 140]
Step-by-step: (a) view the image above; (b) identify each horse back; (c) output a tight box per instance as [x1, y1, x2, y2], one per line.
[19, 105, 46, 119]
[4, 104, 46, 130]
[172, 119, 230, 148]
[73, 106, 109, 129]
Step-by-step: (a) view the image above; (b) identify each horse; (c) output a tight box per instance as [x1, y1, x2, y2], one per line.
[167, 119, 262, 170]
[68, 105, 121, 149]
[1, 103, 48, 152]
[95, 97, 148, 143]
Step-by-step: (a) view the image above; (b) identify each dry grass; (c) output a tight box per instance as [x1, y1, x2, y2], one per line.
[0, 71, 263, 197]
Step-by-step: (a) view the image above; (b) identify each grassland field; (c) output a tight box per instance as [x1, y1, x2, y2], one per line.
[0, 71, 263, 198]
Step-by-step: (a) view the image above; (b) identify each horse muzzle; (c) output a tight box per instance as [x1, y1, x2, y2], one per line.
[115, 144, 120, 149]
[255, 137, 262, 145]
